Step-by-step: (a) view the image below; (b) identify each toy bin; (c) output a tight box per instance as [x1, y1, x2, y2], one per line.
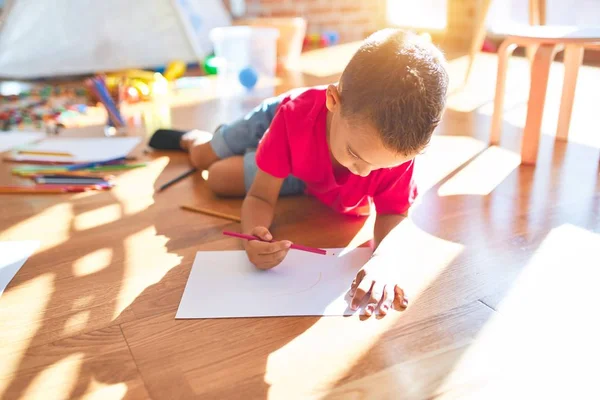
[209, 26, 279, 92]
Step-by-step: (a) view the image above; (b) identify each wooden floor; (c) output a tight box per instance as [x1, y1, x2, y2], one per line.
[1, 47, 599, 399]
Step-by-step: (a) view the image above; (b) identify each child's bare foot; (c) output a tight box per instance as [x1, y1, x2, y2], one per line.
[183, 130, 221, 169]
[180, 129, 213, 151]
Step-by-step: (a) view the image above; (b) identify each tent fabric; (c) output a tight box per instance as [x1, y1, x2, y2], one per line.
[0, 0, 231, 78]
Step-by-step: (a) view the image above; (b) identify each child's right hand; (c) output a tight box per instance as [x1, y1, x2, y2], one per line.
[244, 226, 292, 270]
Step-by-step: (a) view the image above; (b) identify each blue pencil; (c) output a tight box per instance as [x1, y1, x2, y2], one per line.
[92, 78, 125, 127]
[67, 156, 127, 171]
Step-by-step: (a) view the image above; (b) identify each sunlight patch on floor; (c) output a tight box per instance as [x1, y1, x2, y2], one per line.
[0, 274, 55, 397]
[112, 156, 170, 215]
[415, 136, 488, 196]
[436, 224, 600, 398]
[62, 311, 91, 337]
[0, 203, 73, 253]
[73, 204, 122, 231]
[81, 379, 128, 400]
[112, 226, 182, 320]
[20, 353, 84, 400]
[72, 248, 113, 277]
[437, 146, 520, 197]
[292, 42, 361, 77]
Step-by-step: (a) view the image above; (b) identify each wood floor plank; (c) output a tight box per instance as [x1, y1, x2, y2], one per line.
[0, 325, 149, 400]
[121, 301, 494, 399]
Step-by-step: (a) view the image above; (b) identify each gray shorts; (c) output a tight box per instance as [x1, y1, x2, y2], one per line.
[208, 94, 305, 196]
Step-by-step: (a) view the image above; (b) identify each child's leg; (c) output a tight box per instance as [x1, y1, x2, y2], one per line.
[184, 131, 220, 170]
[205, 156, 246, 197]
[206, 150, 304, 197]
[187, 96, 282, 170]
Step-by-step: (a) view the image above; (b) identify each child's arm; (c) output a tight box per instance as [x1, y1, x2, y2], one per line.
[242, 169, 292, 269]
[373, 213, 407, 252]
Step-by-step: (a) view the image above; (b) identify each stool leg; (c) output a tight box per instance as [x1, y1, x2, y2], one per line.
[556, 45, 584, 141]
[490, 41, 518, 145]
[525, 0, 545, 63]
[465, 0, 493, 84]
[522, 44, 558, 165]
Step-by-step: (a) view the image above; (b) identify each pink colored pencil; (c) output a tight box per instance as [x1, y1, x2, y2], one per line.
[0, 184, 111, 194]
[222, 230, 331, 256]
[0, 185, 89, 194]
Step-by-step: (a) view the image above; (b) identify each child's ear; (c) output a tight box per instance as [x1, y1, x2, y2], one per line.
[326, 84, 341, 112]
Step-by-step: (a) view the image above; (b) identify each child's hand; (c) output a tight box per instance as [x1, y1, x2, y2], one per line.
[244, 226, 292, 270]
[349, 255, 409, 317]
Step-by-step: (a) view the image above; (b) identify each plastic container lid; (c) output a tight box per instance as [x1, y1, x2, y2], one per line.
[210, 26, 279, 41]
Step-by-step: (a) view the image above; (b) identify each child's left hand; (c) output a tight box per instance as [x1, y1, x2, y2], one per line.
[348, 255, 409, 317]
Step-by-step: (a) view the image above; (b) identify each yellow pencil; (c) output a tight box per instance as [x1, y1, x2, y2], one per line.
[18, 150, 74, 157]
[180, 205, 241, 223]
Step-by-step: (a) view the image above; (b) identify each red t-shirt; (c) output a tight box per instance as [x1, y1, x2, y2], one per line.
[255, 87, 417, 216]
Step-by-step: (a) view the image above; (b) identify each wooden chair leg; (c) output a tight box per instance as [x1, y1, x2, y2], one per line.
[556, 45, 584, 141]
[490, 41, 518, 145]
[525, 0, 546, 63]
[465, 0, 493, 84]
[528, 0, 546, 25]
[521, 44, 558, 165]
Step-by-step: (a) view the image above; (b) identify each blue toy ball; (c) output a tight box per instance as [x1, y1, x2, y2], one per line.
[238, 67, 258, 89]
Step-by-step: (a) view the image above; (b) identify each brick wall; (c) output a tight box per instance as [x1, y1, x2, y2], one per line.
[239, 0, 387, 43]
[222, 0, 486, 49]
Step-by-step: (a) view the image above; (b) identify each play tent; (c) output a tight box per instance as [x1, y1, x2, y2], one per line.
[0, 0, 231, 79]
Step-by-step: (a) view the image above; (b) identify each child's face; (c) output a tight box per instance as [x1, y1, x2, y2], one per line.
[325, 85, 417, 177]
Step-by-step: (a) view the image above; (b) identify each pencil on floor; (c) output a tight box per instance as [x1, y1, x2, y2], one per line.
[17, 150, 74, 157]
[158, 168, 197, 192]
[180, 205, 241, 222]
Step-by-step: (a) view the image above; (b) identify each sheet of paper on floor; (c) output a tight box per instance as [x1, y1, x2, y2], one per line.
[0, 241, 40, 298]
[8, 136, 141, 162]
[176, 248, 373, 319]
[0, 131, 45, 153]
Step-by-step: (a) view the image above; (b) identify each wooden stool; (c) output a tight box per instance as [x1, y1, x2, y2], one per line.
[490, 26, 600, 165]
[467, 0, 546, 84]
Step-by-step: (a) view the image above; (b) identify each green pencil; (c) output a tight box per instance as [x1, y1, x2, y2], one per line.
[88, 163, 147, 171]
[12, 163, 147, 175]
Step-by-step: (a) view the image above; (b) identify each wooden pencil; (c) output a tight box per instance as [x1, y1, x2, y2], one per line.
[17, 150, 74, 157]
[180, 205, 241, 222]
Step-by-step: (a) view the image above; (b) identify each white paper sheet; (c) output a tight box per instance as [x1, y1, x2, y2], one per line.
[0, 241, 40, 297]
[0, 131, 45, 153]
[8, 136, 141, 162]
[176, 248, 372, 319]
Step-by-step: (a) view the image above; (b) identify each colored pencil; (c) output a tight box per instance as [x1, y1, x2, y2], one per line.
[40, 184, 112, 191]
[27, 172, 115, 179]
[222, 230, 331, 256]
[0, 185, 94, 194]
[33, 173, 110, 180]
[180, 205, 241, 222]
[12, 163, 144, 176]
[86, 163, 146, 171]
[34, 177, 113, 186]
[67, 156, 127, 171]
[17, 150, 74, 157]
[87, 76, 126, 127]
[4, 157, 78, 165]
[158, 168, 197, 192]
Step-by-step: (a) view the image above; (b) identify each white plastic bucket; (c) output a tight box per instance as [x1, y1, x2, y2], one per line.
[209, 26, 279, 91]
